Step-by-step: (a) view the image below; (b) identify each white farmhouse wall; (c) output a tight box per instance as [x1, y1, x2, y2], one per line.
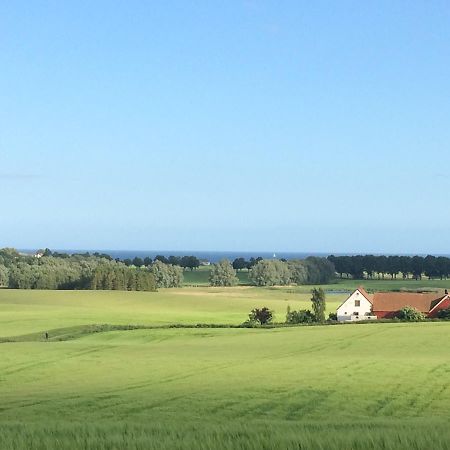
[337, 290, 373, 322]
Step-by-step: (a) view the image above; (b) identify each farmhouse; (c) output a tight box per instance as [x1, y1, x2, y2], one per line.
[337, 287, 450, 322]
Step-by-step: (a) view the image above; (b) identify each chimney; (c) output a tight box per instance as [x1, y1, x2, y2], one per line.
[445, 289, 448, 295]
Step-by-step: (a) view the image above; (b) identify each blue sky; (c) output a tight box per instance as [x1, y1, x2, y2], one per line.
[1, 1, 449, 253]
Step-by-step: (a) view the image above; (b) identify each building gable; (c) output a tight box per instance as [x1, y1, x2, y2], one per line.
[428, 295, 450, 318]
[337, 288, 373, 322]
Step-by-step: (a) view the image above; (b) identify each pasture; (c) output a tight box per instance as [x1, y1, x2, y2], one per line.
[1, 286, 450, 449]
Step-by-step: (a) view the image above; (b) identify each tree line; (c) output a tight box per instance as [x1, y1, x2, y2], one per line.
[209, 257, 336, 287]
[328, 254, 450, 280]
[0, 248, 184, 291]
[122, 255, 201, 271]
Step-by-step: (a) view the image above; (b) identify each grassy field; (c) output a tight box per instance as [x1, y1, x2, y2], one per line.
[0, 287, 343, 337]
[1, 284, 450, 449]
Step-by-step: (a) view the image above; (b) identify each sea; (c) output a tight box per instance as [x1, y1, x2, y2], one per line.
[19, 249, 449, 263]
[20, 249, 331, 262]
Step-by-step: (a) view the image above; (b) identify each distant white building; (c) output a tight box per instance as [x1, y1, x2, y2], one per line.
[336, 287, 377, 322]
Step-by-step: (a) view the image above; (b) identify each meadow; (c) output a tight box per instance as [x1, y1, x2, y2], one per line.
[1, 281, 450, 449]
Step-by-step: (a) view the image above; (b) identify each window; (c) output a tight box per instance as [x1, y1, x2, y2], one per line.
[354, 311, 359, 316]
[355, 300, 360, 307]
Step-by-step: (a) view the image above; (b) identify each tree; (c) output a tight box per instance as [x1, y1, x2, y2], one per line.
[287, 260, 308, 284]
[150, 260, 172, 288]
[168, 255, 181, 266]
[209, 259, 239, 287]
[304, 257, 335, 284]
[154, 255, 169, 264]
[132, 257, 144, 267]
[180, 256, 200, 271]
[247, 257, 263, 270]
[411, 256, 424, 280]
[249, 260, 291, 286]
[150, 260, 184, 288]
[248, 307, 273, 325]
[232, 257, 248, 271]
[311, 288, 326, 322]
[0, 264, 8, 286]
[143, 257, 153, 266]
[396, 306, 425, 321]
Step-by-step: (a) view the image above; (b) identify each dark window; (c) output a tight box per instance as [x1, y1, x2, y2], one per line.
[355, 300, 361, 307]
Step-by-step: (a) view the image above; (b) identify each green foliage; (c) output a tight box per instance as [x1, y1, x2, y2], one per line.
[249, 259, 291, 286]
[249, 258, 335, 287]
[209, 260, 239, 287]
[0, 249, 157, 291]
[90, 263, 156, 291]
[396, 306, 425, 321]
[285, 305, 314, 324]
[180, 256, 200, 271]
[304, 257, 335, 284]
[437, 308, 450, 320]
[311, 287, 326, 322]
[328, 312, 338, 321]
[0, 264, 9, 286]
[149, 260, 184, 288]
[329, 254, 450, 280]
[232, 257, 248, 271]
[287, 260, 308, 284]
[248, 307, 273, 324]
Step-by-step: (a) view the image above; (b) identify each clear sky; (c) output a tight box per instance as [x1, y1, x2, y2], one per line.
[1, 1, 449, 253]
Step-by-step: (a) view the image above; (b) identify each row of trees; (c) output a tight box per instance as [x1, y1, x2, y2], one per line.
[0, 248, 184, 291]
[249, 257, 335, 286]
[209, 257, 336, 287]
[122, 255, 201, 271]
[328, 255, 450, 280]
[89, 264, 156, 291]
[32, 249, 201, 271]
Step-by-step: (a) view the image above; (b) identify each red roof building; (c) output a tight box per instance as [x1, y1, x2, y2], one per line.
[337, 286, 450, 321]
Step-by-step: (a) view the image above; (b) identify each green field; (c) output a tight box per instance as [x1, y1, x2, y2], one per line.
[1, 284, 450, 449]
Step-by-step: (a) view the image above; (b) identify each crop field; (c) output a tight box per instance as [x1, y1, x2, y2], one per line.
[0, 287, 343, 337]
[1, 285, 450, 449]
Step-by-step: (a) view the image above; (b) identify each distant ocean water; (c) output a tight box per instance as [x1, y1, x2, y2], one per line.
[20, 249, 331, 262]
[19, 250, 450, 262]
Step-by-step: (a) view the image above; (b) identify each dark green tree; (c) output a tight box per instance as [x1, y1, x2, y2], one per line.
[311, 288, 326, 322]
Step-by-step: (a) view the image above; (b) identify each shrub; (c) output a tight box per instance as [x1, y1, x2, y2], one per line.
[285, 306, 314, 324]
[437, 308, 450, 320]
[395, 306, 425, 321]
[328, 312, 338, 321]
[248, 307, 274, 325]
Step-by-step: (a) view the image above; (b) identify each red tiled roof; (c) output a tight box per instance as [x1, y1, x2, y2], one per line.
[372, 292, 445, 313]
